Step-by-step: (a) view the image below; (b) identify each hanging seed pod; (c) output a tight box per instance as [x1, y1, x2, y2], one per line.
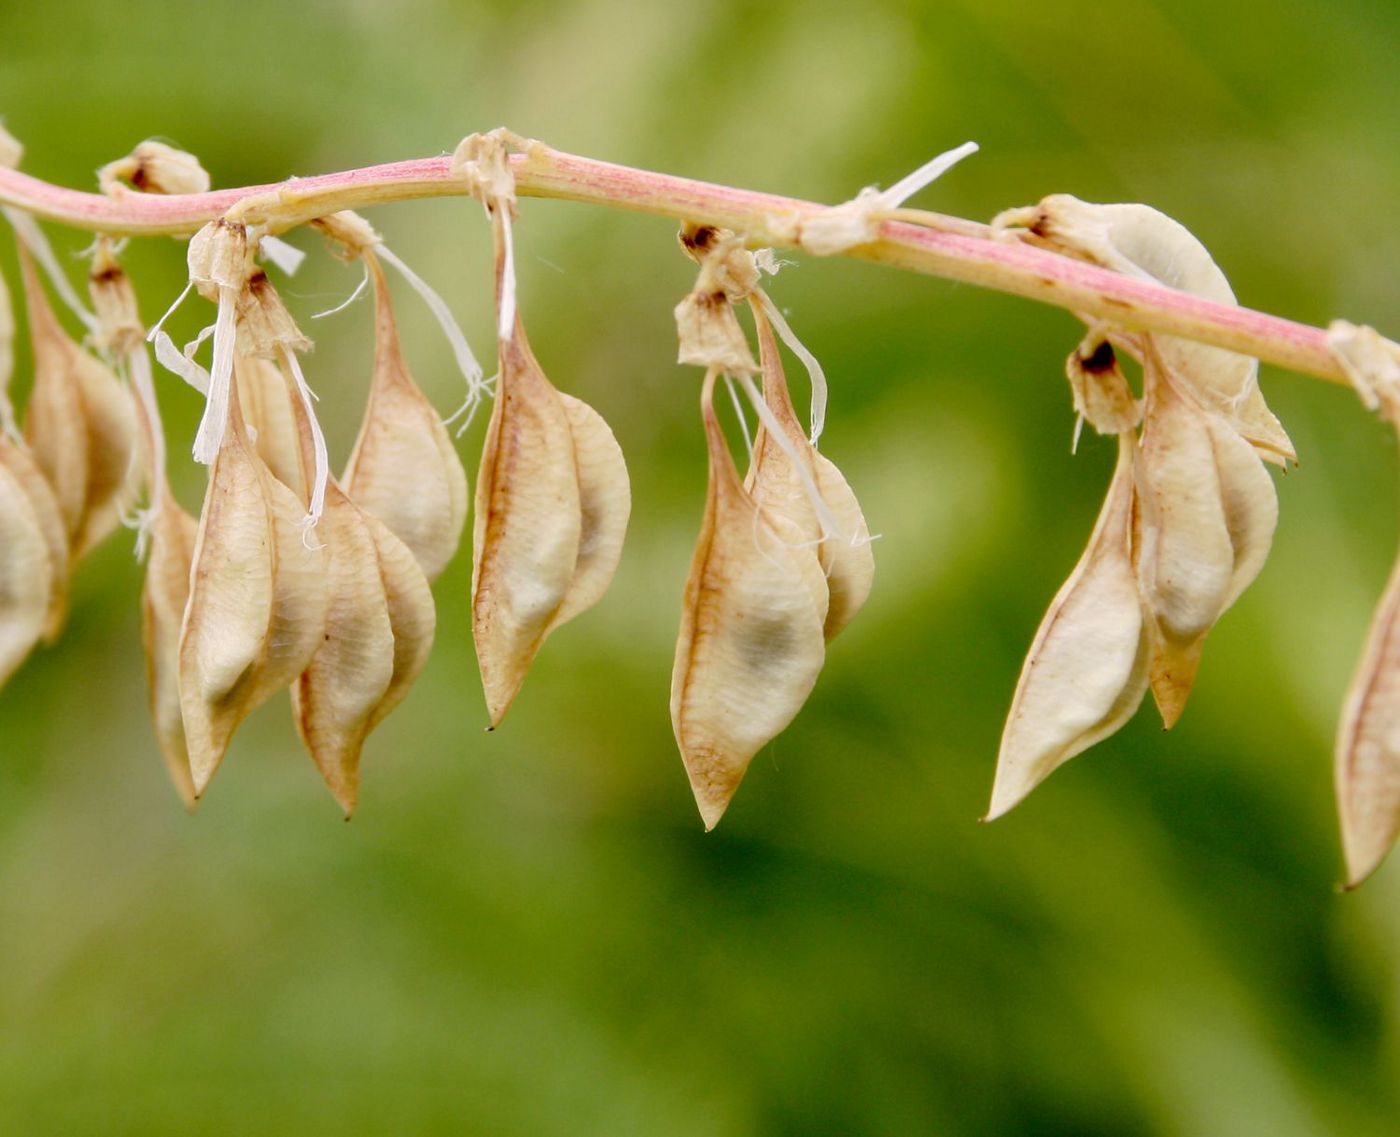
[1134, 357, 1276, 726]
[361, 509, 436, 737]
[1336, 530, 1400, 887]
[236, 353, 305, 498]
[1134, 365, 1234, 727]
[671, 370, 828, 830]
[290, 480, 396, 814]
[141, 490, 199, 806]
[548, 392, 630, 631]
[988, 434, 1149, 818]
[748, 302, 873, 640]
[0, 458, 52, 688]
[179, 380, 328, 795]
[342, 253, 468, 582]
[472, 317, 582, 726]
[1007, 196, 1294, 465]
[18, 247, 137, 558]
[0, 436, 68, 640]
[283, 362, 435, 814]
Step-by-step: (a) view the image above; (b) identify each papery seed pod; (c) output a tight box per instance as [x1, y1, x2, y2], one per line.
[988, 434, 1149, 819]
[18, 247, 137, 558]
[179, 381, 328, 795]
[1018, 196, 1294, 465]
[671, 371, 827, 830]
[235, 354, 304, 498]
[748, 303, 873, 640]
[342, 254, 468, 582]
[548, 392, 630, 630]
[361, 508, 436, 739]
[1336, 541, 1400, 887]
[290, 481, 396, 815]
[0, 458, 52, 688]
[471, 318, 582, 726]
[0, 435, 69, 639]
[1134, 365, 1235, 727]
[140, 490, 199, 807]
[1205, 410, 1278, 614]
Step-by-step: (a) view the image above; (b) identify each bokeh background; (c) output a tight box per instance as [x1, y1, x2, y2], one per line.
[1, 1, 1398, 1133]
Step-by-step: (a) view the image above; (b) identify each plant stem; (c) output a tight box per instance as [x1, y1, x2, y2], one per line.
[0, 141, 1365, 387]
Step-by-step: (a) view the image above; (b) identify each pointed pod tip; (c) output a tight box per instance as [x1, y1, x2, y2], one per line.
[695, 794, 730, 832]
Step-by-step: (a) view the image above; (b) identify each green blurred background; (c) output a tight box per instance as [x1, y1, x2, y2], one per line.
[1, 1, 1398, 1132]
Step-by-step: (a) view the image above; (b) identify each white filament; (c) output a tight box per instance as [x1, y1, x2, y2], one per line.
[280, 345, 328, 538]
[311, 263, 370, 319]
[191, 287, 237, 464]
[259, 234, 306, 276]
[376, 242, 490, 421]
[497, 209, 518, 342]
[879, 141, 979, 209]
[756, 290, 829, 446]
[735, 371, 846, 545]
[150, 324, 212, 396]
[2, 206, 100, 333]
[723, 374, 754, 461]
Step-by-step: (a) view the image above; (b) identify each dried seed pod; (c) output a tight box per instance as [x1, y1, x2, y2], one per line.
[179, 381, 328, 795]
[471, 318, 582, 726]
[361, 509, 436, 738]
[235, 354, 304, 498]
[291, 481, 396, 815]
[140, 490, 199, 806]
[1336, 541, 1400, 887]
[0, 458, 52, 688]
[18, 247, 137, 558]
[342, 254, 468, 582]
[1016, 196, 1293, 465]
[748, 303, 872, 639]
[988, 434, 1149, 819]
[671, 371, 827, 830]
[674, 290, 756, 373]
[549, 392, 630, 630]
[0, 435, 69, 640]
[1134, 367, 1234, 726]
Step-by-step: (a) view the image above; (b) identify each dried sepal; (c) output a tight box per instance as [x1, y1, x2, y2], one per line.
[179, 381, 328, 795]
[342, 253, 468, 582]
[235, 354, 304, 498]
[471, 317, 582, 726]
[988, 434, 1149, 819]
[141, 489, 199, 807]
[1008, 195, 1294, 465]
[17, 246, 137, 558]
[549, 392, 631, 630]
[0, 435, 69, 639]
[0, 457, 52, 688]
[674, 290, 756, 372]
[1066, 336, 1141, 436]
[97, 140, 211, 196]
[671, 370, 827, 830]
